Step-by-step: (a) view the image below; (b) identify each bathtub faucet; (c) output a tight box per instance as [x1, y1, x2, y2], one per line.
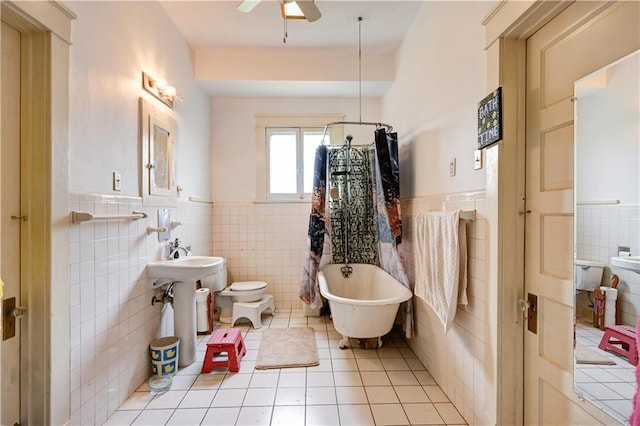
[340, 264, 353, 278]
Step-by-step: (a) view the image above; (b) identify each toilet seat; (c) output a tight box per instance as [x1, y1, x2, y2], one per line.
[230, 281, 267, 292]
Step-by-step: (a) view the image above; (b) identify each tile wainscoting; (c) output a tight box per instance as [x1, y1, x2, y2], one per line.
[212, 202, 311, 312]
[576, 203, 640, 326]
[69, 192, 213, 425]
[401, 191, 492, 425]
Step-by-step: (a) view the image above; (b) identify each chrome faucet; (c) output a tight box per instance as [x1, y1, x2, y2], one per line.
[167, 238, 191, 259]
[168, 246, 191, 259]
[341, 264, 353, 278]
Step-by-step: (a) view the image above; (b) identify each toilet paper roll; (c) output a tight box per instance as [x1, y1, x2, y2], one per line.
[195, 287, 210, 302]
[197, 309, 209, 333]
[600, 287, 618, 327]
[600, 286, 618, 300]
[196, 288, 210, 332]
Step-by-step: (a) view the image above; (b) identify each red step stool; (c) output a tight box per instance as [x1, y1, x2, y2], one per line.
[201, 328, 246, 373]
[598, 324, 638, 365]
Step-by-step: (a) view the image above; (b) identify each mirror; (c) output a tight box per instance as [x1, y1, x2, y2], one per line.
[574, 50, 640, 423]
[140, 97, 177, 206]
[152, 124, 171, 194]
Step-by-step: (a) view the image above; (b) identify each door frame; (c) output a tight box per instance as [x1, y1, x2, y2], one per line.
[485, 1, 630, 424]
[484, 4, 570, 423]
[0, 2, 73, 425]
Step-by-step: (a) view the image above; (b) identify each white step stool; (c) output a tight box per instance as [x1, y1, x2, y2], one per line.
[231, 294, 275, 329]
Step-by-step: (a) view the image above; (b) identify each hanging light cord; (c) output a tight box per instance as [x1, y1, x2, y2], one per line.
[283, 7, 288, 43]
[357, 16, 363, 122]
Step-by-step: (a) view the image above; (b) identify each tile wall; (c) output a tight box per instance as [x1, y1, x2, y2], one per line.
[210, 194, 490, 425]
[400, 192, 491, 425]
[576, 203, 640, 325]
[68, 192, 213, 425]
[211, 202, 311, 312]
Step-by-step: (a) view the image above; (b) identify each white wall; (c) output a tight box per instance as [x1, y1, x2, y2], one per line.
[576, 54, 640, 204]
[211, 97, 380, 202]
[381, 2, 496, 424]
[383, 1, 490, 198]
[68, 0, 211, 200]
[65, 2, 213, 424]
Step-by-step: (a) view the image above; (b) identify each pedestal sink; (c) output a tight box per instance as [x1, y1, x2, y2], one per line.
[611, 256, 640, 273]
[146, 256, 224, 366]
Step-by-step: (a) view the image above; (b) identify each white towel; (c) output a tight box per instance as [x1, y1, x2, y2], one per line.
[415, 210, 468, 333]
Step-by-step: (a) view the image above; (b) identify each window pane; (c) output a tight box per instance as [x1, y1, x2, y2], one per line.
[303, 131, 327, 193]
[269, 132, 297, 194]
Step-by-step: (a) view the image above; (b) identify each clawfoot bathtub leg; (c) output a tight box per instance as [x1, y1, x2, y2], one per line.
[338, 336, 351, 349]
[377, 337, 383, 348]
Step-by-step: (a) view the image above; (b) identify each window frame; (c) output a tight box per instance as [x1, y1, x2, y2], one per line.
[255, 115, 344, 202]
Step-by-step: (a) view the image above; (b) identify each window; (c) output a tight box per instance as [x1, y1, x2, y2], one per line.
[266, 128, 327, 199]
[255, 115, 344, 202]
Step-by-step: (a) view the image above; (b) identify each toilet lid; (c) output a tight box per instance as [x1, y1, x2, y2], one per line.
[230, 281, 267, 291]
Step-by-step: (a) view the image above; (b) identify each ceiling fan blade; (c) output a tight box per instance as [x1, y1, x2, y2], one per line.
[296, 0, 322, 22]
[237, 0, 261, 13]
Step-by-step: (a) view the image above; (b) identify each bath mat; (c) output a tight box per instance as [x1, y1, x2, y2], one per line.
[255, 327, 319, 370]
[575, 342, 616, 365]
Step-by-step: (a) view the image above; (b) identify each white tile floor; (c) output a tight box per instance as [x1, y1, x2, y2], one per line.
[105, 310, 467, 425]
[575, 319, 636, 423]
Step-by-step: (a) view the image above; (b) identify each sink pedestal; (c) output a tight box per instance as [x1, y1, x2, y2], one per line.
[173, 281, 197, 366]
[145, 256, 225, 367]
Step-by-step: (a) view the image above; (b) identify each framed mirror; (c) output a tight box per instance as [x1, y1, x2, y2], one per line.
[574, 49, 640, 423]
[140, 97, 177, 206]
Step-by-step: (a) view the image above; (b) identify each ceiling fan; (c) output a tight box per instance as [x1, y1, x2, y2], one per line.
[237, 0, 322, 22]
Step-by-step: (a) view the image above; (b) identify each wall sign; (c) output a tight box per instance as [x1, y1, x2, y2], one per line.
[477, 87, 502, 149]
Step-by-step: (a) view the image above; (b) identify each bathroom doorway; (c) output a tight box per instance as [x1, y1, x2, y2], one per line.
[1, 18, 25, 425]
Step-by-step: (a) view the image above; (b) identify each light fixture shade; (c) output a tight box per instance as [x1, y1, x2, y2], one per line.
[142, 71, 182, 108]
[281, 1, 304, 19]
[281, 0, 321, 22]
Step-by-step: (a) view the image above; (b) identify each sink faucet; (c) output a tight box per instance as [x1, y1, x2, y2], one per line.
[167, 238, 191, 259]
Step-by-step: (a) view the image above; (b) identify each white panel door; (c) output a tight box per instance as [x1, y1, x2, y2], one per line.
[1, 19, 23, 426]
[524, 2, 640, 424]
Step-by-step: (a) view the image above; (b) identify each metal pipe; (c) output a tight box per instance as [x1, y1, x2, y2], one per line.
[343, 135, 353, 268]
[320, 121, 393, 144]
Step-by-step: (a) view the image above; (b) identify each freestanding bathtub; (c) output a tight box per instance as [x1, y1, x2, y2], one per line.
[318, 263, 412, 348]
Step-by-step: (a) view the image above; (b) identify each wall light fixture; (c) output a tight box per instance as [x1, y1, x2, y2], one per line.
[142, 71, 183, 108]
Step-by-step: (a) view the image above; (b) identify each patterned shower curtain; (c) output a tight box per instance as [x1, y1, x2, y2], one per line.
[299, 145, 328, 310]
[372, 128, 413, 338]
[300, 130, 413, 337]
[328, 146, 378, 265]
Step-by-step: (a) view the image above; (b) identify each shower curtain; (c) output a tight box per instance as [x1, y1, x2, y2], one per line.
[328, 145, 377, 265]
[372, 129, 412, 338]
[299, 129, 413, 337]
[299, 144, 328, 310]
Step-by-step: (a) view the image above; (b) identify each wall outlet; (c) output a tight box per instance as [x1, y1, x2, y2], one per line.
[449, 158, 456, 177]
[474, 150, 483, 170]
[112, 171, 122, 191]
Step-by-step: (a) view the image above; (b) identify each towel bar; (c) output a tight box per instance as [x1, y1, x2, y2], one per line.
[460, 210, 475, 221]
[70, 210, 148, 224]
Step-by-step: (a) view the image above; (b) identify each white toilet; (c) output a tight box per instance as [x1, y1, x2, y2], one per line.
[202, 259, 275, 329]
[575, 259, 605, 291]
